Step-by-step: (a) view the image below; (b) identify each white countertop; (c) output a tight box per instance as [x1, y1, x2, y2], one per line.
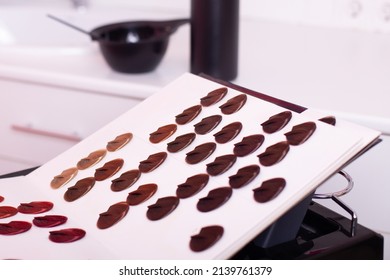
[1, 11, 390, 134]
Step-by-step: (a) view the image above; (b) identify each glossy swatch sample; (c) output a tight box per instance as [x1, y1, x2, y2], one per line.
[0, 196, 4, 203]
[253, 178, 286, 203]
[126, 183, 158, 206]
[258, 141, 290, 166]
[319, 116, 336, 126]
[285, 122, 317, 145]
[77, 149, 107, 170]
[200, 87, 228, 107]
[229, 165, 261, 189]
[185, 142, 217, 164]
[167, 133, 196, 153]
[94, 158, 124, 181]
[197, 187, 232, 212]
[233, 134, 265, 157]
[64, 177, 96, 202]
[194, 115, 222, 135]
[190, 225, 224, 252]
[0, 206, 18, 219]
[111, 169, 141, 192]
[33, 215, 68, 228]
[139, 152, 167, 173]
[176, 105, 202, 125]
[106, 132, 133, 152]
[206, 154, 237, 176]
[176, 174, 209, 199]
[149, 124, 177, 144]
[213, 122, 242, 144]
[49, 228, 86, 243]
[17, 201, 54, 214]
[97, 202, 129, 229]
[261, 111, 292, 133]
[50, 167, 78, 189]
[219, 94, 247, 115]
[0, 221, 32, 235]
[146, 196, 179, 221]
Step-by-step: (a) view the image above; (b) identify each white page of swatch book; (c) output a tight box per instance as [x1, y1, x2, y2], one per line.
[0, 73, 380, 259]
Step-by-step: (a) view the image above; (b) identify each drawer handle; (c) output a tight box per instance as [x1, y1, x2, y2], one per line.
[11, 124, 82, 142]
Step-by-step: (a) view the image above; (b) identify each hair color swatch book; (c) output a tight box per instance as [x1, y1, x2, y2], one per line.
[0, 73, 380, 259]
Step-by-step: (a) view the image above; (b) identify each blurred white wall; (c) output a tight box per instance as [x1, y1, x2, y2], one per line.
[1, 0, 390, 32]
[90, 0, 390, 33]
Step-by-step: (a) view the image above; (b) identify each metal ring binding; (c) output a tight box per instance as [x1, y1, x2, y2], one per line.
[313, 170, 357, 237]
[313, 170, 354, 199]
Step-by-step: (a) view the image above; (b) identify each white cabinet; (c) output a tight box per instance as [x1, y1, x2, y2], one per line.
[0, 157, 33, 175]
[0, 78, 144, 174]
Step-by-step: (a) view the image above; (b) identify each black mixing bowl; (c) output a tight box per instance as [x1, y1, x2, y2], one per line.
[89, 19, 189, 73]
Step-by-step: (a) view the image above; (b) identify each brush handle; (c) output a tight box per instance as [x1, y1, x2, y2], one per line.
[47, 14, 94, 39]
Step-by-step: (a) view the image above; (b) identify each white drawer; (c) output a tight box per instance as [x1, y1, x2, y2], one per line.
[0, 156, 35, 175]
[0, 78, 144, 170]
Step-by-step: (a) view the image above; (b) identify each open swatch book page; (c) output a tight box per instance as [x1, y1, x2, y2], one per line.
[0, 73, 381, 259]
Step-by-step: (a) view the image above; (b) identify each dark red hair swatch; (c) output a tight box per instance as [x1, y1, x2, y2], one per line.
[194, 115, 222, 135]
[176, 174, 209, 199]
[0, 221, 32, 235]
[94, 158, 124, 181]
[138, 152, 167, 173]
[253, 178, 286, 203]
[149, 124, 177, 143]
[126, 184, 158, 206]
[64, 177, 96, 202]
[167, 133, 196, 153]
[206, 154, 237, 176]
[233, 134, 265, 157]
[176, 105, 202, 125]
[17, 201, 54, 214]
[261, 111, 292, 133]
[190, 225, 224, 252]
[111, 169, 141, 192]
[147, 196, 179, 221]
[229, 165, 261, 189]
[197, 187, 232, 212]
[49, 228, 86, 243]
[200, 87, 228, 107]
[97, 202, 129, 229]
[213, 122, 242, 144]
[285, 122, 316, 145]
[186, 142, 217, 164]
[0, 206, 18, 219]
[258, 141, 290, 166]
[319, 116, 336, 126]
[33, 215, 68, 228]
[219, 94, 247, 115]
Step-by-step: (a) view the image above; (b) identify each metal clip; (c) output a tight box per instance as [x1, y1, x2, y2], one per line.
[313, 170, 357, 237]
